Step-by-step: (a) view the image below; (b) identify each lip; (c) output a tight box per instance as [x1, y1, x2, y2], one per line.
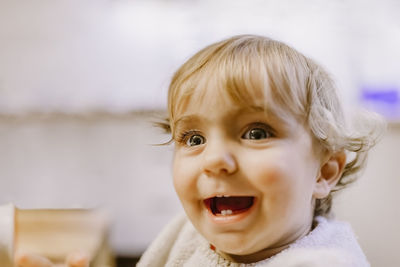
[203, 196, 257, 225]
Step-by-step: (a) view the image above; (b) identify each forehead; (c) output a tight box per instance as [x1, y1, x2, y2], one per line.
[168, 37, 311, 131]
[171, 70, 292, 128]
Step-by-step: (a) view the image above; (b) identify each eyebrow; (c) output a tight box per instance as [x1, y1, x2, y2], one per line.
[239, 105, 266, 113]
[173, 115, 201, 133]
[173, 105, 272, 130]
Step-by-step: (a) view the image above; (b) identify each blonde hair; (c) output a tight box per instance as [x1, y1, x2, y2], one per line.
[160, 34, 383, 217]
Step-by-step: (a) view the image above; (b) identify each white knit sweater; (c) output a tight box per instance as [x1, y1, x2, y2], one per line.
[137, 214, 370, 267]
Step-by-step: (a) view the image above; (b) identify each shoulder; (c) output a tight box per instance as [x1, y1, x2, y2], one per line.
[137, 213, 192, 267]
[261, 247, 357, 267]
[138, 214, 226, 267]
[257, 216, 370, 267]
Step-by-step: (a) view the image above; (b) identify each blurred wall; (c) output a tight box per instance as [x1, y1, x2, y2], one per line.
[1, 0, 399, 114]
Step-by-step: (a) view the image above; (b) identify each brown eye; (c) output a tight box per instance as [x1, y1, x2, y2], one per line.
[242, 127, 271, 140]
[187, 134, 205, 146]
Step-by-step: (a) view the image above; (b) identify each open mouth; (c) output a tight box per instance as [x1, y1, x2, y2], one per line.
[204, 196, 255, 216]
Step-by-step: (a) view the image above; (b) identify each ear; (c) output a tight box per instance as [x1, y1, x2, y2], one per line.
[313, 150, 346, 199]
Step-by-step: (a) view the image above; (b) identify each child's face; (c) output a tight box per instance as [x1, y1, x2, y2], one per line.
[172, 87, 323, 262]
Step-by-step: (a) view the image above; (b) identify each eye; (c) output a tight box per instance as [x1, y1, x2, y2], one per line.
[175, 130, 206, 147]
[187, 134, 205, 146]
[241, 125, 274, 140]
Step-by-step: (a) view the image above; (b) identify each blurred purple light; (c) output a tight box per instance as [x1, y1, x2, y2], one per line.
[360, 86, 400, 120]
[361, 87, 399, 104]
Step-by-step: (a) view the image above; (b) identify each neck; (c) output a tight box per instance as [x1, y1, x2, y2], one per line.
[218, 243, 290, 263]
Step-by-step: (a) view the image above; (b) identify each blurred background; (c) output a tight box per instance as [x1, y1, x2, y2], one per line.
[0, 0, 399, 266]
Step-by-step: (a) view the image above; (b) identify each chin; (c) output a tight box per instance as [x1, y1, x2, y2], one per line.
[221, 246, 250, 255]
[212, 236, 256, 255]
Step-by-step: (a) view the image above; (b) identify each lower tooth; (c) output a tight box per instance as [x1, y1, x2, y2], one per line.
[221, 209, 233, 216]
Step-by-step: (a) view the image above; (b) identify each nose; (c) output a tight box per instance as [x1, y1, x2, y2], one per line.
[202, 139, 238, 175]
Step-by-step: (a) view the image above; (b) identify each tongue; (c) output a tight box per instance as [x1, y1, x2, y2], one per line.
[214, 197, 254, 213]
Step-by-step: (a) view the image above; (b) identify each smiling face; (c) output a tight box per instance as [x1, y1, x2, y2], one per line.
[167, 35, 349, 262]
[172, 86, 326, 262]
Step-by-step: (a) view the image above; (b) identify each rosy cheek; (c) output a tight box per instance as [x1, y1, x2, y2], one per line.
[259, 170, 292, 200]
[248, 156, 295, 207]
[251, 155, 292, 188]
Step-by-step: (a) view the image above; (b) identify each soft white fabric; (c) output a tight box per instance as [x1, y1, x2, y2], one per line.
[137, 214, 370, 267]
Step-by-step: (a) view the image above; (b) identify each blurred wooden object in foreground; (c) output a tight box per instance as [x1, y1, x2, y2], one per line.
[15, 208, 115, 267]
